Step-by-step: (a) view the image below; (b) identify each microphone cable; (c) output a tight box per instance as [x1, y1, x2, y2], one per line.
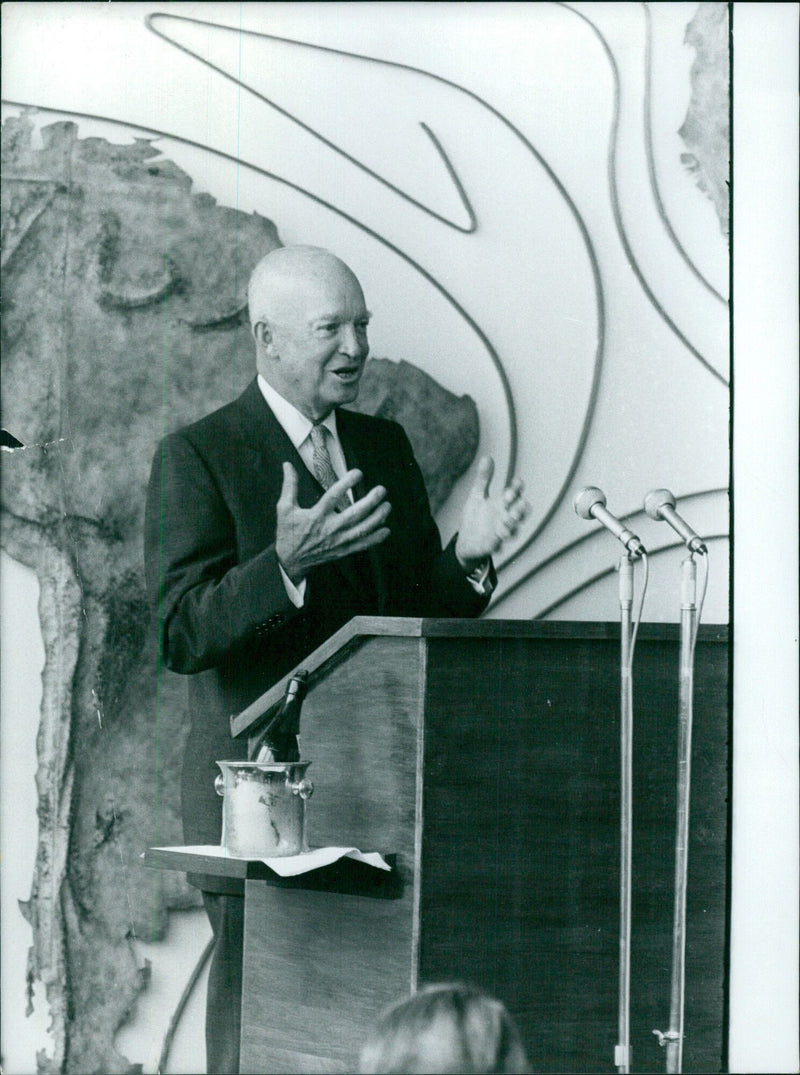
[690, 548, 709, 658]
[626, 549, 650, 677]
[616, 548, 649, 1074]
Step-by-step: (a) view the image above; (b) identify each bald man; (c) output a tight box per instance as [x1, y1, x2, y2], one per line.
[144, 247, 528, 1073]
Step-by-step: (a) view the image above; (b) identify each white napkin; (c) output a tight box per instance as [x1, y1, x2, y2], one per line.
[150, 844, 391, 877]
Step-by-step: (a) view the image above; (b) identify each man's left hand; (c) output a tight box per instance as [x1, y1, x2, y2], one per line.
[455, 457, 530, 573]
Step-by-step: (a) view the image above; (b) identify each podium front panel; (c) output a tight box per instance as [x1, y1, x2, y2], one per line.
[241, 881, 412, 1073]
[418, 629, 728, 1073]
[233, 621, 728, 1074]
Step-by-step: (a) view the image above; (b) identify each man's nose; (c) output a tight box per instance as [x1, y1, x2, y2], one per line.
[338, 323, 367, 358]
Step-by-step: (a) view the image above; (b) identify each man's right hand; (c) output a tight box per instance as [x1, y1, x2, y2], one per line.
[275, 462, 391, 584]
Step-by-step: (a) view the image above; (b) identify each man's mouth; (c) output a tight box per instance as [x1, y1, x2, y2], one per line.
[331, 366, 361, 383]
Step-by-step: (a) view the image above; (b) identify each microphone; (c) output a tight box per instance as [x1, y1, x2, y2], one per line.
[643, 489, 707, 554]
[574, 487, 646, 558]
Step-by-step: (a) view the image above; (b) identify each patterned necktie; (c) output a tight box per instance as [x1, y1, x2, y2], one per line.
[310, 423, 377, 600]
[309, 423, 347, 509]
[309, 423, 338, 488]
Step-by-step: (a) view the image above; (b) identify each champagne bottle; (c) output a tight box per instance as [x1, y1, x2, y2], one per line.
[252, 669, 309, 763]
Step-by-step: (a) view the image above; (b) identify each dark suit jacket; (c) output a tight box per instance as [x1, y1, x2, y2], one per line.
[145, 378, 491, 892]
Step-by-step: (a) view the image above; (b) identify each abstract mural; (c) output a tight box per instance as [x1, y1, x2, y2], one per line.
[1, 4, 730, 1072]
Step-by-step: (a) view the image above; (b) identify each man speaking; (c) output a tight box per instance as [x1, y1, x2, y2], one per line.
[145, 246, 529, 1073]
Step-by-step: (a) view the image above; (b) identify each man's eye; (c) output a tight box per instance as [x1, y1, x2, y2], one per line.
[318, 323, 338, 334]
[356, 321, 369, 332]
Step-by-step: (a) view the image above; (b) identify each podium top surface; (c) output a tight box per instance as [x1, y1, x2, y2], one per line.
[230, 616, 727, 739]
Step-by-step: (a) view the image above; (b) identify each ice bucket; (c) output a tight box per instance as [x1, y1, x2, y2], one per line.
[214, 760, 313, 858]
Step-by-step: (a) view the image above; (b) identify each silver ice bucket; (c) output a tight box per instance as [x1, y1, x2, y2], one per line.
[214, 760, 313, 858]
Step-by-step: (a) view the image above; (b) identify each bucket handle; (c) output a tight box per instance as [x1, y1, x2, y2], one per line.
[213, 773, 313, 799]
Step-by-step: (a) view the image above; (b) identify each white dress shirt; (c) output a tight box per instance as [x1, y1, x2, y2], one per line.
[257, 374, 491, 605]
[257, 375, 352, 498]
[258, 375, 355, 606]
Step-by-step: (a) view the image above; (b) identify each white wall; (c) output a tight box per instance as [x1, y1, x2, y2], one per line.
[728, 4, 799, 1070]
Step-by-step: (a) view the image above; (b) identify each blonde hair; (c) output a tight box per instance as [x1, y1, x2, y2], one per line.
[358, 982, 532, 1074]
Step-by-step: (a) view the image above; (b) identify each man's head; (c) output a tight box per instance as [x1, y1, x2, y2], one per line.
[248, 246, 370, 422]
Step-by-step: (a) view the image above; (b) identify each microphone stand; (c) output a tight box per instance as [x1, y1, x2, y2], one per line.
[615, 553, 635, 1075]
[654, 555, 698, 1072]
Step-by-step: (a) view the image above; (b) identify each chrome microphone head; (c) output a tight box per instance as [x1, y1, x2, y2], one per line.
[574, 486, 606, 519]
[644, 488, 676, 520]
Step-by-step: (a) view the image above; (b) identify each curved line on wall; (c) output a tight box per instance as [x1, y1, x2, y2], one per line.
[146, 13, 478, 234]
[142, 10, 607, 522]
[560, 2, 729, 388]
[1, 98, 519, 480]
[490, 486, 728, 612]
[157, 935, 215, 1075]
[531, 532, 726, 619]
[641, 2, 727, 306]
[419, 122, 477, 233]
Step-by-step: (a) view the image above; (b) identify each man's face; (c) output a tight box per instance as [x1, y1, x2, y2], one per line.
[257, 265, 370, 421]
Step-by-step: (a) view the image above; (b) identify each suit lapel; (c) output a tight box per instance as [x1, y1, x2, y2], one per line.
[230, 380, 320, 508]
[337, 411, 388, 613]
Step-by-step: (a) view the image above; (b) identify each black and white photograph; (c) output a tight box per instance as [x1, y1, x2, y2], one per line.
[1, 3, 797, 1073]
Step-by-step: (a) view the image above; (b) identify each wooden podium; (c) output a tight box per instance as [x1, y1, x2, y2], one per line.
[151, 617, 729, 1074]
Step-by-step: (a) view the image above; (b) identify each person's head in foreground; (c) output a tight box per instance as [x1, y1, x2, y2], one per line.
[358, 982, 532, 1074]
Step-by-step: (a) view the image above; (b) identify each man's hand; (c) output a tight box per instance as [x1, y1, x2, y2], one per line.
[455, 457, 530, 572]
[275, 462, 391, 584]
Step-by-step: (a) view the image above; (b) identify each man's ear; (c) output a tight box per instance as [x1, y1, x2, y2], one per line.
[253, 320, 273, 352]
